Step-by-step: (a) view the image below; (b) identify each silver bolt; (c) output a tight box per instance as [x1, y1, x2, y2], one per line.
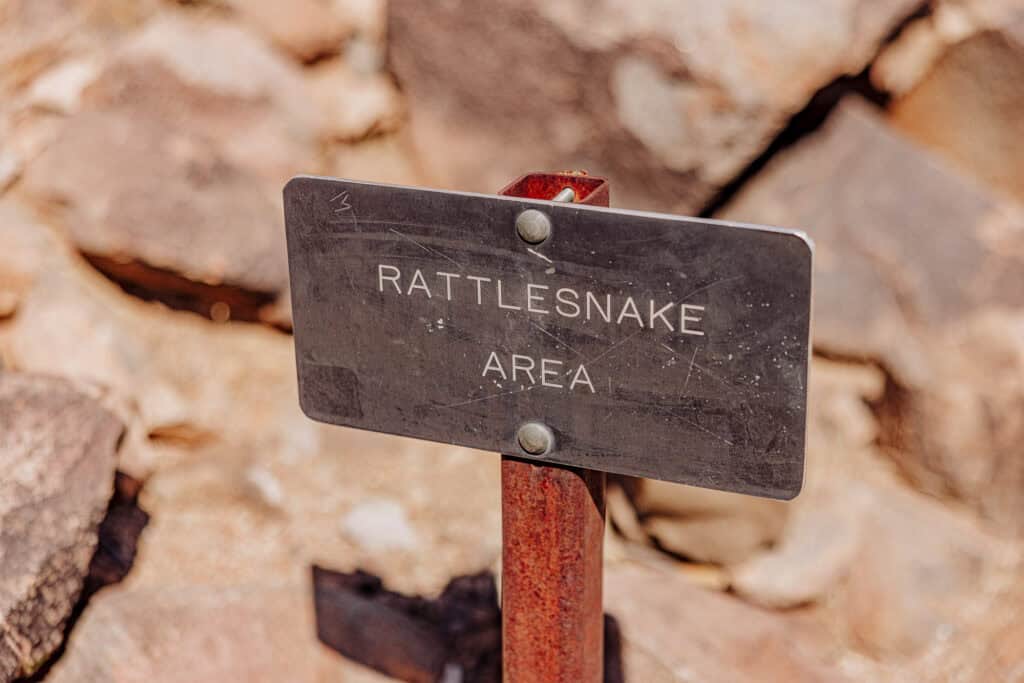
[515, 209, 551, 244]
[551, 187, 576, 203]
[517, 421, 554, 455]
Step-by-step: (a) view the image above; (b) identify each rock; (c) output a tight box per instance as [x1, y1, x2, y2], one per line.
[724, 358, 883, 607]
[0, 0, 76, 93]
[0, 219, 501, 589]
[328, 0, 386, 42]
[45, 582, 392, 683]
[25, 57, 101, 114]
[306, 58, 402, 141]
[0, 201, 63, 325]
[828, 477, 1007, 659]
[634, 480, 788, 565]
[605, 482, 646, 544]
[730, 483, 866, 608]
[20, 109, 288, 309]
[227, 0, 352, 63]
[908, 563, 1024, 682]
[342, 497, 420, 552]
[721, 99, 1024, 531]
[722, 98, 1024, 381]
[0, 201, 298, 477]
[884, 6, 1024, 204]
[129, 428, 501, 597]
[905, 311, 1024, 530]
[388, 0, 921, 212]
[606, 563, 852, 682]
[644, 513, 781, 566]
[6, 262, 301, 478]
[118, 13, 317, 145]
[328, 133, 426, 188]
[11, 14, 328, 325]
[0, 372, 121, 680]
[0, 151, 20, 193]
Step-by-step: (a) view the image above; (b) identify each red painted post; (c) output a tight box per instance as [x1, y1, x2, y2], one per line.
[498, 173, 609, 683]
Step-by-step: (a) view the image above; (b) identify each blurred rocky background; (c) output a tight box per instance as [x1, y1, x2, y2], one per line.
[1, 0, 1023, 681]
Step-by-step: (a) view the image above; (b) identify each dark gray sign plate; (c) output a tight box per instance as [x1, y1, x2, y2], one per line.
[284, 176, 812, 499]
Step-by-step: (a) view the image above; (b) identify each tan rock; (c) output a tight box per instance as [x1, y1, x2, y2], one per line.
[721, 99, 1024, 531]
[643, 512, 783, 566]
[227, 0, 352, 63]
[25, 57, 102, 114]
[388, 0, 921, 212]
[872, 2, 1024, 202]
[634, 480, 788, 565]
[46, 582, 392, 683]
[130, 429, 501, 597]
[606, 563, 852, 682]
[113, 13, 319, 180]
[0, 198, 297, 477]
[6, 260, 300, 478]
[0, 200, 65, 323]
[907, 311, 1024, 529]
[831, 478, 1007, 659]
[328, 0, 386, 42]
[0, 151, 20, 193]
[0, 372, 121, 680]
[11, 14, 330, 324]
[328, 134, 425, 188]
[730, 483, 866, 608]
[306, 58, 402, 142]
[21, 109, 288, 300]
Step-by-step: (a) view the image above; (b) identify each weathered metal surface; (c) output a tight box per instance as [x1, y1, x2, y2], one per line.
[501, 457, 606, 683]
[283, 175, 812, 498]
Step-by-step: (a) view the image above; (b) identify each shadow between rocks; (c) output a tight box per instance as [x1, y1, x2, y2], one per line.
[312, 566, 624, 683]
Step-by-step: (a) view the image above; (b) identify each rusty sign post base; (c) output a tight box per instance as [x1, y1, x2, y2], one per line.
[499, 173, 610, 683]
[501, 457, 606, 682]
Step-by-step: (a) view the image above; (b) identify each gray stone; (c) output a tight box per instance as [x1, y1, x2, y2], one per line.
[0, 373, 121, 680]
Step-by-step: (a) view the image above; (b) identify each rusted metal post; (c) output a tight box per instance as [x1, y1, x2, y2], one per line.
[498, 173, 609, 683]
[501, 458, 606, 682]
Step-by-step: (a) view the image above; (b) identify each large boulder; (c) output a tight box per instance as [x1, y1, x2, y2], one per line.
[16, 13, 320, 324]
[720, 99, 1024, 531]
[0, 372, 121, 680]
[388, 0, 921, 213]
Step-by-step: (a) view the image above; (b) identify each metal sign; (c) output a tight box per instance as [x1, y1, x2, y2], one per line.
[284, 176, 812, 499]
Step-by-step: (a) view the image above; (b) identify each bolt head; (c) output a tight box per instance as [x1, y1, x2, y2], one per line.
[517, 421, 554, 455]
[515, 209, 552, 244]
